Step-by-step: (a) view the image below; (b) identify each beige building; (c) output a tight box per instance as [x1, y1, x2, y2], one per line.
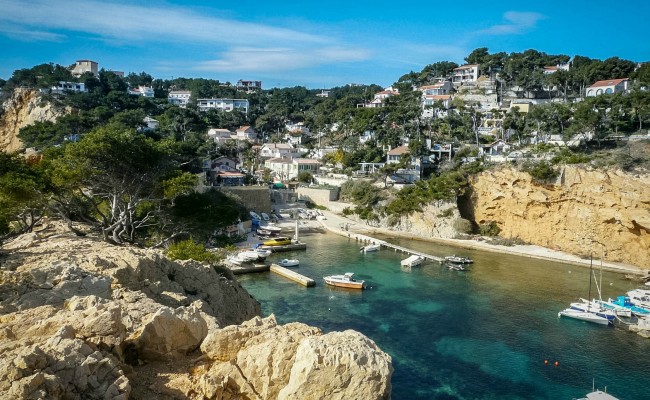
[264, 158, 321, 181]
[70, 60, 98, 77]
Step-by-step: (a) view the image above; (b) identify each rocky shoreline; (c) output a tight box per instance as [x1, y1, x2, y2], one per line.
[0, 221, 392, 399]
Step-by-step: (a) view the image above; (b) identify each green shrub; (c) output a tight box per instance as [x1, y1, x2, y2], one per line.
[437, 208, 455, 218]
[452, 218, 473, 234]
[166, 239, 217, 263]
[522, 160, 558, 182]
[342, 207, 354, 216]
[478, 221, 501, 236]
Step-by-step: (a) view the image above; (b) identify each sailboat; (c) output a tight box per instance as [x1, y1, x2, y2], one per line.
[558, 256, 612, 326]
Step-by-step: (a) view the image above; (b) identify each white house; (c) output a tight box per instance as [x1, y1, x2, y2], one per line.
[70, 60, 98, 77]
[260, 143, 301, 159]
[422, 94, 453, 118]
[386, 145, 410, 164]
[359, 87, 399, 108]
[50, 81, 87, 94]
[419, 81, 453, 96]
[236, 80, 262, 92]
[128, 86, 154, 97]
[207, 128, 235, 146]
[264, 158, 321, 181]
[452, 64, 479, 84]
[481, 140, 511, 156]
[197, 98, 249, 113]
[235, 126, 257, 142]
[586, 78, 629, 97]
[209, 156, 238, 172]
[168, 90, 192, 107]
[141, 116, 159, 131]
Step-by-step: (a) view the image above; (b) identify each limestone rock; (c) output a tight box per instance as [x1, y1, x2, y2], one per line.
[278, 330, 393, 400]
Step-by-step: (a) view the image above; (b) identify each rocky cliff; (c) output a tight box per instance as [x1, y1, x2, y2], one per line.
[0, 88, 63, 153]
[0, 222, 393, 399]
[469, 165, 650, 267]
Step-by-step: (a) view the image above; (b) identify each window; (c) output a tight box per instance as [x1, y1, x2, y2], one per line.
[605, 88, 613, 94]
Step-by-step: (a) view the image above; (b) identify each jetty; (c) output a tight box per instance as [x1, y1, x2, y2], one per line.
[229, 263, 271, 275]
[259, 242, 307, 252]
[270, 264, 315, 287]
[333, 230, 444, 263]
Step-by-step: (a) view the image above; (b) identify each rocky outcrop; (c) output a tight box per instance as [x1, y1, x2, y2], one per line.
[470, 165, 650, 267]
[0, 88, 64, 153]
[0, 221, 393, 399]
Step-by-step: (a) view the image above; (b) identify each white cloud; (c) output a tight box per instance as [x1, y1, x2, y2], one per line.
[193, 46, 372, 73]
[480, 11, 544, 35]
[0, 0, 326, 46]
[0, 25, 65, 42]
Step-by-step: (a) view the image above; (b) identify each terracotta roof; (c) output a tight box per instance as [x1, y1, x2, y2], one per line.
[237, 125, 252, 132]
[387, 145, 410, 155]
[424, 95, 452, 100]
[419, 83, 446, 90]
[589, 78, 628, 88]
[544, 66, 558, 71]
[295, 158, 321, 165]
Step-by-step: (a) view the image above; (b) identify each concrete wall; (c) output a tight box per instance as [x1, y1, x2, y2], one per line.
[296, 187, 340, 207]
[217, 186, 273, 214]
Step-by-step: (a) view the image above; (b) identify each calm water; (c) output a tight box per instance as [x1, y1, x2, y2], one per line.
[237, 232, 650, 400]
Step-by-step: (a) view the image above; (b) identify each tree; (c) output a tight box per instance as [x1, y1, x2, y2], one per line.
[45, 126, 175, 244]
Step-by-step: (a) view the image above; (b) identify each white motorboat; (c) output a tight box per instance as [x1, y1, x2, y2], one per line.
[361, 243, 381, 253]
[558, 308, 611, 325]
[238, 251, 261, 262]
[226, 253, 247, 265]
[444, 255, 473, 264]
[254, 248, 272, 259]
[401, 255, 423, 267]
[627, 289, 650, 309]
[277, 259, 299, 267]
[578, 390, 620, 400]
[323, 273, 365, 289]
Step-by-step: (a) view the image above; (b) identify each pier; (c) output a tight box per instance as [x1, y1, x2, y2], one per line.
[338, 231, 444, 263]
[229, 263, 270, 275]
[270, 264, 315, 287]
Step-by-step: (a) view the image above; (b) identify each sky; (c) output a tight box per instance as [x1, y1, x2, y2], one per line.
[1, 0, 649, 89]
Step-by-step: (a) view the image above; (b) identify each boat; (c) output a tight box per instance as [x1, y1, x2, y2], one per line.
[448, 264, 466, 271]
[263, 236, 292, 246]
[578, 390, 619, 400]
[610, 296, 650, 317]
[593, 298, 632, 318]
[237, 251, 261, 262]
[226, 253, 250, 265]
[626, 289, 650, 309]
[252, 245, 272, 259]
[558, 256, 613, 326]
[401, 255, 423, 267]
[259, 223, 282, 234]
[569, 299, 617, 322]
[323, 273, 366, 289]
[277, 259, 299, 267]
[361, 243, 381, 253]
[558, 308, 611, 325]
[444, 255, 473, 264]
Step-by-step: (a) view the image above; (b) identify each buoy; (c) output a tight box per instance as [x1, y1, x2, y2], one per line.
[554, 361, 559, 367]
[544, 360, 548, 365]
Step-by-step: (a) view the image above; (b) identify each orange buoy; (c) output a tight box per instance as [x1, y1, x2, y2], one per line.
[554, 361, 559, 367]
[544, 360, 548, 365]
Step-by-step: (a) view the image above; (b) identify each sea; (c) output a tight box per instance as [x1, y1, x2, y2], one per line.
[237, 231, 650, 400]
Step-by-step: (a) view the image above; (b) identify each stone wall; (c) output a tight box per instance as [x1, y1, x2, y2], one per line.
[296, 187, 340, 206]
[217, 186, 272, 214]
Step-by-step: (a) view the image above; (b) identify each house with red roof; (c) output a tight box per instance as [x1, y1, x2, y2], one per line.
[586, 78, 629, 97]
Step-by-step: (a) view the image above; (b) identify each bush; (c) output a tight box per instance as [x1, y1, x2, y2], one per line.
[342, 207, 354, 216]
[478, 221, 501, 236]
[437, 208, 455, 218]
[452, 218, 473, 234]
[166, 238, 218, 263]
[522, 160, 558, 182]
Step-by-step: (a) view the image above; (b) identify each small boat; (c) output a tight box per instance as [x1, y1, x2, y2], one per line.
[448, 264, 466, 271]
[444, 255, 473, 264]
[259, 223, 282, 234]
[253, 247, 272, 260]
[610, 296, 650, 317]
[323, 272, 366, 289]
[569, 299, 617, 322]
[238, 251, 261, 262]
[627, 289, 650, 309]
[361, 243, 381, 253]
[593, 298, 632, 318]
[277, 259, 299, 267]
[263, 236, 292, 246]
[558, 308, 611, 325]
[226, 253, 249, 265]
[578, 390, 620, 400]
[401, 255, 423, 267]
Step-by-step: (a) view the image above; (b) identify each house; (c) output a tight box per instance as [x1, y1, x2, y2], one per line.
[452, 64, 479, 84]
[481, 140, 511, 156]
[235, 126, 257, 142]
[70, 60, 98, 77]
[586, 78, 629, 97]
[50, 81, 87, 94]
[213, 171, 246, 186]
[419, 81, 453, 96]
[210, 156, 238, 172]
[316, 90, 330, 98]
[236, 80, 262, 92]
[386, 145, 410, 164]
[140, 116, 159, 131]
[358, 87, 399, 108]
[207, 128, 235, 146]
[543, 60, 571, 74]
[422, 95, 453, 118]
[264, 158, 321, 181]
[197, 98, 249, 113]
[359, 130, 376, 145]
[510, 101, 533, 113]
[260, 143, 300, 159]
[168, 90, 192, 107]
[128, 86, 154, 97]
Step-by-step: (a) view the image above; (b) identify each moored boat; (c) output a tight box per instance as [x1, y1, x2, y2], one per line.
[263, 236, 292, 246]
[361, 243, 381, 253]
[558, 308, 612, 325]
[401, 255, 423, 267]
[444, 255, 473, 264]
[593, 298, 632, 318]
[569, 299, 617, 322]
[610, 296, 650, 317]
[278, 259, 299, 267]
[323, 272, 366, 289]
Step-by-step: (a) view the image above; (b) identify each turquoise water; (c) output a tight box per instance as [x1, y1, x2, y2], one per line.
[237, 232, 650, 399]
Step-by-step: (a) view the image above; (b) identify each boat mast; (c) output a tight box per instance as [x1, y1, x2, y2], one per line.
[587, 255, 593, 312]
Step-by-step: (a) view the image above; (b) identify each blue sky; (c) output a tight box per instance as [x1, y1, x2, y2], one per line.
[1, 0, 648, 89]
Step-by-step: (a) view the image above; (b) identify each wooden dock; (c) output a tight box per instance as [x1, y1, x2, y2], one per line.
[270, 264, 315, 287]
[344, 232, 443, 263]
[259, 243, 307, 252]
